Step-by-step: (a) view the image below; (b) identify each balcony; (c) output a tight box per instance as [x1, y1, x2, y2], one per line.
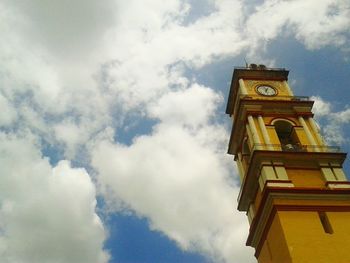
[250, 143, 341, 153]
[227, 96, 315, 155]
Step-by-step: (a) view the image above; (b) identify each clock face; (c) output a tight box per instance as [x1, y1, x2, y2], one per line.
[256, 85, 277, 96]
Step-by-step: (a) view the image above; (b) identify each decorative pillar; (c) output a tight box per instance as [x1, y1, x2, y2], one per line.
[248, 115, 261, 150]
[246, 125, 254, 148]
[257, 115, 274, 150]
[308, 118, 325, 146]
[298, 116, 319, 152]
[239, 79, 248, 95]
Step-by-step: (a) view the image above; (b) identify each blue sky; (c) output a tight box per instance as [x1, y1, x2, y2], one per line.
[0, 1, 349, 263]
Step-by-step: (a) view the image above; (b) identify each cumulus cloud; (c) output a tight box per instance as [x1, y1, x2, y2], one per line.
[0, 133, 108, 263]
[323, 107, 350, 145]
[2, 0, 118, 58]
[1, 0, 350, 262]
[148, 83, 222, 127]
[0, 1, 254, 260]
[92, 123, 254, 263]
[90, 81, 255, 262]
[311, 96, 332, 116]
[1, 0, 247, 156]
[0, 94, 17, 126]
[245, 0, 350, 53]
[1, 0, 349, 156]
[310, 96, 350, 145]
[0, 0, 114, 157]
[99, 0, 247, 112]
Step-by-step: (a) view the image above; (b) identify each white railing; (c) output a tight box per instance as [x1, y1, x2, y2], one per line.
[251, 143, 341, 153]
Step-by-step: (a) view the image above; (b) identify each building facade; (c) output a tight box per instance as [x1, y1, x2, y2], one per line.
[226, 65, 350, 263]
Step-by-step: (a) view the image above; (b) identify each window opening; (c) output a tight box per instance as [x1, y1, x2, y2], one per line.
[274, 120, 301, 151]
[318, 211, 333, 234]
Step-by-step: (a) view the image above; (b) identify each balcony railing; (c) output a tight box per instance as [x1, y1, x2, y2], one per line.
[250, 143, 341, 153]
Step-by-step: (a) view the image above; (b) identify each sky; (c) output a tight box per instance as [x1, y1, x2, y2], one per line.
[0, 0, 349, 263]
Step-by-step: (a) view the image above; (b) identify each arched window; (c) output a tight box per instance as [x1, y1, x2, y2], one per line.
[274, 120, 293, 144]
[272, 119, 301, 151]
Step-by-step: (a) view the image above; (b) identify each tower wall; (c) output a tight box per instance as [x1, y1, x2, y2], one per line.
[279, 210, 350, 263]
[226, 65, 350, 263]
[258, 212, 291, 263]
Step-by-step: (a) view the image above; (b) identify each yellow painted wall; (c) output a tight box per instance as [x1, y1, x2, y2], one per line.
[258, 241, 273, 263]
[292, 127, 309, 146]
[287, 169, 325, 188]
[278, 211, 350, 263]
[273, 198, 350, 207]
[243, 80, 291, 97]
[266, 126, 280, 145]
[258, 211, 292, 263]
[264, 117, 275, 124]
[258, 210, 350, 263]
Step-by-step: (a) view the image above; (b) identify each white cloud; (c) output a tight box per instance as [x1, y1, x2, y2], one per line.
[308, 96, 350, 145]
[2, 0, 118, 59]
[91, 79, 254, 262]
[0, 0, 114, 157]
[0, 133, 108, 263]
[148, 83, 222, 128]
[323, 107, 350, 144]
[99, 0, 247, 111]
[0, 2, 255, 260]
[1, 0, 348, 156]
[245, 0, 350, 52]
[311, 96, 332, 116]
[0, 0, 350, 262]
[0, 94, 17, 126]
[92, 123, 255, 263]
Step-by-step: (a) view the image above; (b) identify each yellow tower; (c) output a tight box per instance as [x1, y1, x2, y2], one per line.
[226, 65, 350, 263]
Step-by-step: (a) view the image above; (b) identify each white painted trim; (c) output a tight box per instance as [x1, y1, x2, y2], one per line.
[248, 115, 262, 149]
[298, 116, 319, 151]
[308, 118, 325, 146]
[258, 115, 274, 150]
[271, 118, 295, 126]
[246, 124, 254, 149]
[239, 78, 248, 95]
[236, 155, 245, 182]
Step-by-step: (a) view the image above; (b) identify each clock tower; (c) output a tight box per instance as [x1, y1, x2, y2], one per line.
[226, 65, 350, 263]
